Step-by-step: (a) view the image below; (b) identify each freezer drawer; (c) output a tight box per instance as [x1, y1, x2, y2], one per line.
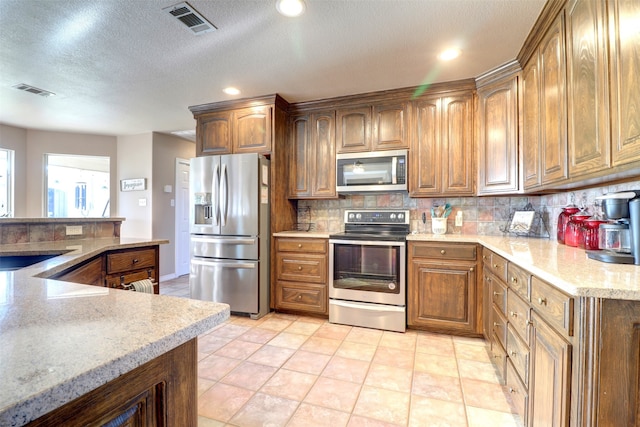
[191, 235, 258, 260]
[190, 258, 259, 314]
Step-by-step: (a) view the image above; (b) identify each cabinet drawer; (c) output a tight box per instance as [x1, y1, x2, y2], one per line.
[492, 307, 508, 351]
[276, 253, 327, 283]
[490, 335, 507, 385]
[507, 324, 530, 387]
[276, 281, 327, 314]
[507, 263, 531, 301]
[506, 360, 529, 422]
[491, 275, 508, 315]
[482, 248, 507, 281]
[106, 248, 156, 274]
[276, 238, 327, 254]
[411, 243, 477, 260]
[531, 276, 574, 336]
[507, 290, 531, 345]
[106, 268, 156, 289]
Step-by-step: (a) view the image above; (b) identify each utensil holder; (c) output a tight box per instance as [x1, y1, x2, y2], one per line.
[432, 217, 447, 235]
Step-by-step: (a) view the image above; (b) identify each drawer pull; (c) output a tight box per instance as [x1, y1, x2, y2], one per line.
[528, 320, 534, 325]
[297, 295, 302, 300]
[298, 266, 302, 271]
[132, 258, 139, 264]
[508, 387, 516, 394]
[510, 311, 517, 318]
[440, 250, 446, 255]
[483, 255, 487, 260]
[298, 244, 302, 248]
[537, 297, 547, 305]
[469, 267, 474, 272]
[493, 263, 499, 268]
[510, 276, 517, 283]
[493, 322, 500, 327]
[510, 350, 517, 356]
[493, 291, 501, 297]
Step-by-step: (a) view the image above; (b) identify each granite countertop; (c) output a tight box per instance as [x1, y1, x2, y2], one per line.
[0, 238, 230, 426]
[274, 230, 640, 300]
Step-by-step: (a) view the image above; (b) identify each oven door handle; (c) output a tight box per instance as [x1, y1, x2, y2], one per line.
[329, 239, 405, 247]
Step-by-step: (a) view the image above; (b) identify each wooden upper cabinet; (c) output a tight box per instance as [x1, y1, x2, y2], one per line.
[566, 0, 611, 178]
[233, 106, 272, 153]
[539, 13, 568, 186]
[197, 111, 233, 156]
[477, 73, 520, 195]
[288, 111, 336, 199]
[410, 97, 441, 196]
[522, 58, 542, 189]
[609, 0, 640, 166]
[441, 94, 474, 195]
[336, 106, 371, 153]
[372, 102, 410, 151]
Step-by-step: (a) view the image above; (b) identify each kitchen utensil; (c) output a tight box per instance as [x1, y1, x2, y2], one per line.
[443, 205, 452, 218]
[432, 217, 447, 234]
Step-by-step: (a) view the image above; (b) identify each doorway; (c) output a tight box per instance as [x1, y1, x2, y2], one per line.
[175, 158, 190, 277]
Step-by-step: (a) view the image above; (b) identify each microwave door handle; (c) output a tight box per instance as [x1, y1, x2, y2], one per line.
[213, 163, 220, 226]
[221, 163, 228, 226]
[391, 156, 397, 184]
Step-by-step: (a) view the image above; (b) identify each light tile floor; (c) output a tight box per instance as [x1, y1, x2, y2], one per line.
[161, 276, 523, 427]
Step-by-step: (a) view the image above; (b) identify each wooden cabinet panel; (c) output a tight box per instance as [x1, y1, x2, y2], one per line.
[507, 263, 531, 301]
[491, 276, 508, 316]
[106, 268, 156, 289]
[372, 102, 409, 151]
[531, 276, 574, 337]
[290, 115, 311, 197]
[482, 271, 493, 340]
[492, 306, 508, 351]
[276, 238, 327, 253]
[609, 0, 640, 166]
[490, 335, 508, 384]
[507, 290, 531, 346]
[410, 97, 441, 195]
[507, 324, 530, 387]
[410, 242, 476, 260]
[275, 281, 327, 314]
[276, 253, 327, 284]
[311, 111, 337, 197]
[441, 94, 474, 195]
[485, 251, 508, 282]
[233, 106, 271, 153]
[53, 255, 104, 287]
[506, 360, 529, 422]
[522, 59, 541, 189]
[477, 75, 520, 195]
[336, 106, 371, 153]
[566, 0, 611, 178]
[529, 312, 571, 427]
[107, 248, 156, 274]
[539, 13, 568, 186]
[197, 111, 233, 156]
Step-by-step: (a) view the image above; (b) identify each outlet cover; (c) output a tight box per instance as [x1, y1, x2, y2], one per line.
[66, 225, 83, 235]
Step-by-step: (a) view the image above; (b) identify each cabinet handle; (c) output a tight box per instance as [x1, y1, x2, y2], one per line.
[493, 263, 499, 268]
[297, 295, 302, 300]
[527, 320, 534, 325]
[510, 350, 517, 356]
[493, 291, 501, 297]
[508, 387, 516, 394]
[298, 244, 302, 248]
[132, 258, 139, 264]
[483, 255, 487, 260]
[298, 266, 302, 270]
[510, 276, 517, 283]
[510, 311, 517, 318]
[440, 249, 446, 255]
[537, 297, 547, 305]
[469, 267, 474, 272]
[493, 322, 500, 327]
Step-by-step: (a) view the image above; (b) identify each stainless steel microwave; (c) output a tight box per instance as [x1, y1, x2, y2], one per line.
[336, 149, 408, 193]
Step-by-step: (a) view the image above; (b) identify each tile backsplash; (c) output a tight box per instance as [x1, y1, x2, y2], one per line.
[297, 179, 640, 240]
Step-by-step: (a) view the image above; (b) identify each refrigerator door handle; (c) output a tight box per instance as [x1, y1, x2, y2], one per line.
[191, 236, 257, 245]
[213, 163, 221, 226]
[191, 259, 256, 269]
[221, 163, 229, 226]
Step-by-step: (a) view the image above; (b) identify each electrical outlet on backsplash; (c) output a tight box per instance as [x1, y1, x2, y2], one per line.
[297, 179, 640, 239]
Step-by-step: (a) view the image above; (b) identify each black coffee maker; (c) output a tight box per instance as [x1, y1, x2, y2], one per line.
[587, 191, 640, 265]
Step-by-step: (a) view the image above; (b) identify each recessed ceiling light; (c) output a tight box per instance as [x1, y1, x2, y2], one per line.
[223, 87, 240, 95]
[438, 48, 461, 61]
[276, 0, 306, 17]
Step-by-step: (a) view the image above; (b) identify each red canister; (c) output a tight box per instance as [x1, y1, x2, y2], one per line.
[580, 217, 608, 250]
[565, 212, 590, 247]
[557, 205, 580, 244]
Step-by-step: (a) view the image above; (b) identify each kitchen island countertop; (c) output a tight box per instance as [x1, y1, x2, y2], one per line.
[0, 237, 230, 426]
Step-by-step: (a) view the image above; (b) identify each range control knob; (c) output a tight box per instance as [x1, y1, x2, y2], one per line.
[356, 213, 362, 220]
[348, 213, 355, 220]
[398, 213, 404, 220]
[390, 213, 396, 220]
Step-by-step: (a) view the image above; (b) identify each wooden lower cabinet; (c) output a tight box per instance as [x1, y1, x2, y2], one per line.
[53, 255, 104, 287]
[408, 242, 480, 336]
[27, 339, 197, 427]
[274, 237, 328, 315]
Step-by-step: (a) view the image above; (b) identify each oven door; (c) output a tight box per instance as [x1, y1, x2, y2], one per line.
[329, 239, 406, 306]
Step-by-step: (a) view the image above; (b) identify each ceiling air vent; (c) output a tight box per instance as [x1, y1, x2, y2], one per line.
[163, 2, 216, 35]
[12, 83, 55, 97]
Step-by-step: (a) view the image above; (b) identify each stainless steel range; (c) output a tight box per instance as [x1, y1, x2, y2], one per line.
[329, 209, 409, 332]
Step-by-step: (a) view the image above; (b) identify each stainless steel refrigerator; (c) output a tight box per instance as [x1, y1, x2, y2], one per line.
[189, 153, 270, 319]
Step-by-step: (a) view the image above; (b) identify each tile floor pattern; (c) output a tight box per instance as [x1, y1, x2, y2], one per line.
[161, 277, 523, 427]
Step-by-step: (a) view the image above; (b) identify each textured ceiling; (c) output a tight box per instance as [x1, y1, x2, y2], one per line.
[0, 0, 545, 138]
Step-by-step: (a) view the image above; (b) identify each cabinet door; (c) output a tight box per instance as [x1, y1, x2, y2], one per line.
[410, 97, 441, 196]
[372, 102, 409, 151]
[477, 75, 520, 194]
[539, 14, 568, 186]
[53, 255, 105, 287]
[441, 94, 474, 195]
[197, 111, 233, 156]
[289, 114, 311, 197]
[336, 106, 371, 153]
[522, 59, 541, 189]
[233, 106, 272, 153]
[482, 270, 493, 340]
[609, 0, 640, 165]
[408, 259, 477, 335]
[311, 111, 336, 197]
[567, 0, 611, 178]
[529, 312, 571, 427]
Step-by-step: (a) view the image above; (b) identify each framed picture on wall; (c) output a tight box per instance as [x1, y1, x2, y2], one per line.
[120, 178, 146, 192]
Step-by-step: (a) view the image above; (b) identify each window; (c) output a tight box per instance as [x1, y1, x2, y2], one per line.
[0, 148, 14, 217]
[45, 154, 110, 217]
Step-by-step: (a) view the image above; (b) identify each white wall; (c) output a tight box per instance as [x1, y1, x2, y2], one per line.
[117, 133, 153, 239]
[0, 124, 28, 216]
